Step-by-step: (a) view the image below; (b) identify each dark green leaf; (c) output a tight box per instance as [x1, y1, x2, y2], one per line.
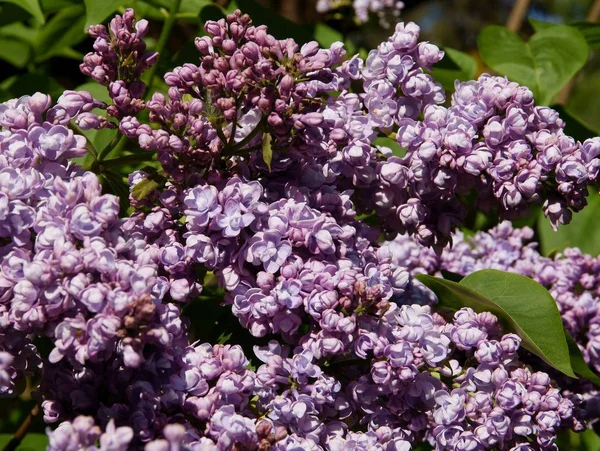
[0, 22, 38, 43]
[0, 37, 30, 68]
[570, 22, 600, 50]
[0, 73, 63, 98]
[82, 128, 118, 157]
[431, 47, 477, 92]
[0, 0, 45, 23]
[131, 177, 159, 201]
[478, 25, 588, 105]
[83, 0, 127, 30]
[557, 429, 600, 451]
[528, 18, 556, 32]
[235, 0, 313, 44]
[104, 171, 131, 215]
[581, 429, 600, 451]
[0, 3, 32, 26]
[313, 22, 354, 52]
[40, 0, 80, 12]
[460, 270, 575, 377]
[75, 82, 111, 104]
[262, 133, 272, 172]
[538, 189, 600, 256]
[34, 4, 86, 62]
[566, 332, 600, 386]
[199, 4, 226, 23]
[551, 104, 599, 142]
[416, 270, 576, 378]
[440, 270, 463, 283]
[0, 433, 49, 450]
[373, 136, 406, 158]
[528, 19, 600, 51]
[180, 0, 212, 15]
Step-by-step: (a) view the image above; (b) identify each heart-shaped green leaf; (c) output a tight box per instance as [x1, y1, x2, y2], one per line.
[478, 25, 588, 105]
[417, 269, 576, 378]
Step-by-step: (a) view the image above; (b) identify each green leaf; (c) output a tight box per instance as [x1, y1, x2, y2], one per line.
[478, 25, 588, 105]
[528, 18, 556, 32]
[0, 3, 32, 26]
[440, 269, 463, 283]
[75, 82, 111, 104]
[217, 331, 233, 344]
[557, 429, 600, 451]
[581, 429, 600, 451]
[0, 22, 38, 44]
[538, 189, 600, 257]
[551, 104, 599, 142]
[0, 73, 63, 98]
[313, 22, 342, 48]
[431, 47, 477, 92]
[199, 4, 226, 22]
[373, 136, 406, 158]
[83, 0, 127, 30]
[235, 0, 313, 44]
[460, 269, 575, 377]
[528, 19, 600, 51]
[131, 177, 159, 201]
[0, 0, 45, 24]
[34, 4, 86, 62]
[40, 0, 80, 12]
[0, 37, 30, 68]
[313, 22, 355, 53]
[566, 332, 600, 386]
[570, 22, 600, 50]
[0, 433, 49, 450]
[416, 270, 576, 378]
[262, 133, 272, 172]
[180, 0, 212, 15]
[104, 171, 131, 215]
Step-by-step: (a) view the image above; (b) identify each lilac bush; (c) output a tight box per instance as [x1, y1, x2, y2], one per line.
[0, 6, 599, 451]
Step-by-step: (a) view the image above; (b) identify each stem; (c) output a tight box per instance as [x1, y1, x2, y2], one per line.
[69, 123, 98, 160]
[505, 0, 531, 33]
[3, 405, 40, 451]
[101, 152, 156, 169]
[144, 0, 182, 98]
[99, 135, 128, 161]
[223, 116, 267, 156]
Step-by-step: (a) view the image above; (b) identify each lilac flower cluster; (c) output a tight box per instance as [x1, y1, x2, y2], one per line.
[316, 0, 405, 27]
[388, 222, 600, 375]
[81, 8, 157, 119]
[389, 222, 600, 426]
[116, 9, 345, 182]
[0, 89, 580, 449]
[1, 7, 600, 451]
[365, 74, 600, 248]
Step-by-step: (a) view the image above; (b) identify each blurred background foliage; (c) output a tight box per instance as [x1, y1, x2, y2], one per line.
[1, 0, 600, 448]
